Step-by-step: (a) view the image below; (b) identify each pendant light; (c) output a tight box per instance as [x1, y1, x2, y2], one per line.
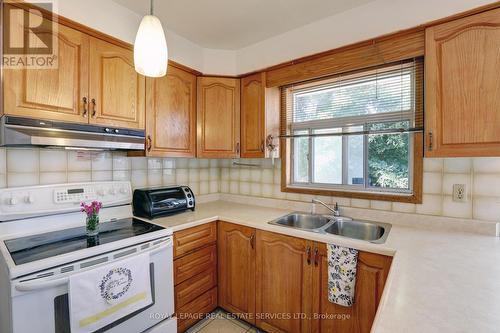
[134, 0, 168, 77]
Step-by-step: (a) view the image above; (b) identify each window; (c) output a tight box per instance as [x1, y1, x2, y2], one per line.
[281, 58, 423, 202]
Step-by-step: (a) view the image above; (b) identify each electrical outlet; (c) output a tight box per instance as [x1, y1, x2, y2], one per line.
[452, 184, 467, 202]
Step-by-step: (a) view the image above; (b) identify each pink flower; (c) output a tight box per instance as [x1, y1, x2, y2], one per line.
[80, 201, 103, 217]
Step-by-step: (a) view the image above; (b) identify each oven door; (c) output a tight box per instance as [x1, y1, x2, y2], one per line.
[10, 237, 175, 333]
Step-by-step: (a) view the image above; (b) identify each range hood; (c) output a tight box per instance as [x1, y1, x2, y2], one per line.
[0, 116, 145, 150]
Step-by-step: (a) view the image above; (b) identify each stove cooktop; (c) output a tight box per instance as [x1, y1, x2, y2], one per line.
[4, 218, 164, 265]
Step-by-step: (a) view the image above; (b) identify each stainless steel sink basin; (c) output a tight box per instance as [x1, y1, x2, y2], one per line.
[324, 220, 389, 243]
[269, 213, 331, 230]
[268, 212, 391, 244]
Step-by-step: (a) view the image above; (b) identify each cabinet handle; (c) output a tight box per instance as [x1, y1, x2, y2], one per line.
[146, 135, 152, 152]
[90, 98, 96, 118]
[261, 140, 265, 153]
[236, 142, 240, 154]
[428, 132, 433, 151]
[314, 247, 319, 266]
[250, 233, 255, 249]
[82, 97, 88, 117]
[306, 246, 311, 265]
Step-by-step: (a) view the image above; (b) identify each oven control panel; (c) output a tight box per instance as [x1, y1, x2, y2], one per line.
[0, 181, 132, 221]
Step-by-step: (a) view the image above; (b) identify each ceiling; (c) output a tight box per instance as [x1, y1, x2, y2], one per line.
[112, 0, 374, 50]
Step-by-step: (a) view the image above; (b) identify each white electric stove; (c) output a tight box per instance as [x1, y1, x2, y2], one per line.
[0, 181, 176, 333]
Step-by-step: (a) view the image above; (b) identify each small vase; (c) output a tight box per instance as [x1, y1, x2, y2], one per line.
[86, 214, 100, 237]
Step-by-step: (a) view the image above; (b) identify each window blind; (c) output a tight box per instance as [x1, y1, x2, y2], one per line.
[280, 57, 424, 138]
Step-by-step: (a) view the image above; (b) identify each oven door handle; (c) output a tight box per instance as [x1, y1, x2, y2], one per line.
[14, 239, 172, 292]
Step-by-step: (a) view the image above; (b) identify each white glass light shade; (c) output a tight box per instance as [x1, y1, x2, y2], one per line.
[134, 15, 168, 77]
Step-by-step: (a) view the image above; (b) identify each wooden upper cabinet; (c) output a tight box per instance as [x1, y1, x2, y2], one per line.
[146, 66, 197, 157]
[89, 37, 145, 129]
[197, 77, 240, 158]
[425, 8, 500, 157]
[255, 230, 312, 333]
[218, 222, 256, 324]
[311, 244, 392, 333]
[240, 72, 280, 158]
[3, 13, 90, 123]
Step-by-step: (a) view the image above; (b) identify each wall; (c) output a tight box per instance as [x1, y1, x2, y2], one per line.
[1, 148, 499, 224]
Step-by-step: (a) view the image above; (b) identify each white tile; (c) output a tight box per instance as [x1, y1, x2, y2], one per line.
[209, 159, 219, 168]
[423, 172, 443, 195]
[67, 151, 91, 171]
[198, 159, 210, 168]
[147, 158, 162, 170]
[188, 159, 199, 168]
[273, 170, 281, 184]
[285, 192, 301, 201]
[250, 169, 262, 182]
[219, 159, 230, 168]
[220, 180, 229, 193]
[209, 180, 219, 193]
[92, 171, 112, 181]
[113, 170, 130, 181]
[113, 154, 131, 170]
[40, 172, 67, 185]
[443, 158, 472, 173]
[230, 169, 239, 181]
[7, 173, 38, 187]
[331, 196, 351, 207]
[370, 200, 392, 211]
[239, 168, 250, 182]
[148, 169, 162, 186]
[220, 168, 230, 181]
[67, 171, 91, 183]
[7, 148, 39, 173]
[199, 181, 209, 195]
[474, 174, 500, 197]
[251, 183, 262, 196]
[423, 158, 443, 172]
[273, 185, 286, 199]
[176, 158, 189, 168]
[91, 152, 113, 171]
[0, 174, 7, 189]
[392, 202, 416, 213]
[209, 168, 219, 181]
[131, 157, 147, 170]
[442, 173, 472, 196]
[131, 170, 147, 188]
[473, 197, 500, 222]
[0, 148, 6, 174]
[351, 199, 370, 209]
[416, 194, 442, 216]
[176, 169, 189, 184]
[299, 194, 314, 203]
[162, 169, 176, 185]
[229, 181, 239, 194]
[162, 158, 176, 169]
[199, 169, 209, 181]
[40, 150, 67, 172]
[189, 168, 200, 182]
[262, 169, 274, 184]
[239, 182, 250, 195]
[188, 182, 199, 195]
[472, 157, 500, 174]
[442, 196, 472, 219]
[262, 184, 273, 197]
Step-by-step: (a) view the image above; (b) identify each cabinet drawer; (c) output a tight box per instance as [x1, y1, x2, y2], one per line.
[175, 268, 217, 309]
[177, 287, 218, 333]
[174, 244, 217, 285]
[174, 222, 217, 258]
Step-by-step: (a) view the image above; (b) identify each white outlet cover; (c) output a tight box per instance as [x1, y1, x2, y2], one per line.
[452, 184, 467, 202]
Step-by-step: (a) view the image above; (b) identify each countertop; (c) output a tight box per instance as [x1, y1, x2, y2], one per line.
[143, 200, 500, 333]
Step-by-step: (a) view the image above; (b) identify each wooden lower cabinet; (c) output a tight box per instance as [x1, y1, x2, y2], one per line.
[311, 244, 392, 333]
[255, 230, 313, 333]
[218, 221, 256, 324]
[177, 287, 218, 333]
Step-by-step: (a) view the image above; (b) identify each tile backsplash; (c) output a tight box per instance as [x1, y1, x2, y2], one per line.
[1, 148, 499, 223]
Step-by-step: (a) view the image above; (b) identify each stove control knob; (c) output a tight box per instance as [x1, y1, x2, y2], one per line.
[97, 189, 105, 196]
[9, 197, 18, 206]
[119, 188, 128, 194]
[109, 188, 117, 195]
[25, 195, 35, 204]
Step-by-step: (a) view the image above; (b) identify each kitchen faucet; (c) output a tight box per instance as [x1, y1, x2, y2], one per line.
[311, 198, 340, 217]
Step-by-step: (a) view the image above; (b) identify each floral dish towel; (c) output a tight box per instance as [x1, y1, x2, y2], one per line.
[327, 244, 359, 307]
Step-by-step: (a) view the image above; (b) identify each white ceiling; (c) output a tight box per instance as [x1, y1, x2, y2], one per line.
[112, 0, 374, 50]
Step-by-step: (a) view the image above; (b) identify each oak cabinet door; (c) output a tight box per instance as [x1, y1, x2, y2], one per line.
[197, 77, 240, 158]
[146, 66, 196, 157]
[89, 37, 145, 129]
[425, 8, 500, 157]
[241, 73, 266, 158]
[255, 230, 312, 333]
[218, 222, 256, 324]
[3, 11, 89, 123]
[311, 244, 392, 333]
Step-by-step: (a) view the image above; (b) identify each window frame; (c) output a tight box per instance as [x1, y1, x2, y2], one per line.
[280, 61, 423, 204]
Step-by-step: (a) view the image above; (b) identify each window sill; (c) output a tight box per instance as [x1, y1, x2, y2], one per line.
[281, 184, 422, 204]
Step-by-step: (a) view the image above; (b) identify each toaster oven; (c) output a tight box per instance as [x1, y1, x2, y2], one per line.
[132, 186, 195, 219]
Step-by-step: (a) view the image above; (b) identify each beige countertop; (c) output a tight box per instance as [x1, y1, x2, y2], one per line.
[141, 200, 500, 333]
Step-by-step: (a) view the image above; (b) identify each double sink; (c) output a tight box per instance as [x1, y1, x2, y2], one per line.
[269, 213, 391, 244]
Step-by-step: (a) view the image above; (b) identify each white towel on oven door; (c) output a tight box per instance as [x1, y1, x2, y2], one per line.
[69, 252, 152, 333]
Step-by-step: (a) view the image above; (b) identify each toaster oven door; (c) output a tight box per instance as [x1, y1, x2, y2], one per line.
[150, 188, 187, 210]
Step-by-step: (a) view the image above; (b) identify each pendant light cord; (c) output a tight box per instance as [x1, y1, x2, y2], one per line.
[150, 0, 154, 15]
